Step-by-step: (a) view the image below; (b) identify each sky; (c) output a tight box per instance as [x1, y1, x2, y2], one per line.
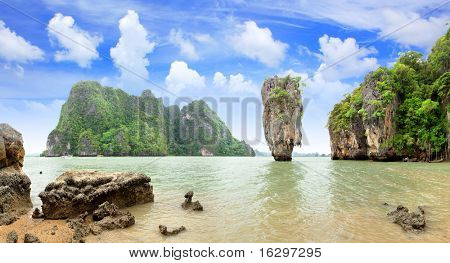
[0, 0, 449, 154]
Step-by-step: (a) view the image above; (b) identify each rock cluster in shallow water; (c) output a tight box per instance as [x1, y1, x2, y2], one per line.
[181, 191, 203, 211]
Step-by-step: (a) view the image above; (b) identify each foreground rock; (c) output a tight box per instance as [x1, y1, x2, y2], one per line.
[387, 205, 426, 232]
[24, 233, 41, 243]
[6, 231, 18, 243]
[66, 212, 89, 243]
[181, 191, 203, 211]
[39, 170, 154, 219]
[159, 225, 186, 236]
[262, 76, 303, 161]
[0, 124, 32, 226]
[90, 201, 135, 235]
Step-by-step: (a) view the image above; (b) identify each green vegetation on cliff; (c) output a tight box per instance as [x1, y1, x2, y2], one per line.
[45, 81, 254, 157]
[328, 28, 449, 160]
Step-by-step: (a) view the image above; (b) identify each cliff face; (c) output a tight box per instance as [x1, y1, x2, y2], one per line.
[0, 124, 32, 226]
[262, 76, 303, 161]
[328, 28, 449, 161]
[45, 81, 254, 157]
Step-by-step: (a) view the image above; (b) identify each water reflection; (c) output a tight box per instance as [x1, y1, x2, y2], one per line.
[254, 160, 305, 242]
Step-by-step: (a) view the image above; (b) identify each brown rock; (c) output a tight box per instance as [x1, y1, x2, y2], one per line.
[90, 202, 135, 235]
[0, 124, 32, 226]
[6, 231, 18, 243]
[24, 233, 41, 243]
[159, 225, 186, 236]
[39, 171, 154, 219]
[181, 191, 203, 211]
[387, 205, 426, 232]
[32, 208, 44, 219]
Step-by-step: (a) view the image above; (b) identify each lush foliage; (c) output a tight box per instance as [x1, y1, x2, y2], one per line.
[47, 82, 254, 156]
[328, 28, 450, 157]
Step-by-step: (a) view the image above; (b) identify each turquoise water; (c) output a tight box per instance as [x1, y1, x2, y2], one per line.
[23, 157, 450, 243]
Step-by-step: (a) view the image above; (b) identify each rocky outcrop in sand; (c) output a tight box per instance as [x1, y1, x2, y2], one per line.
[90, 201, 135, 235]
[39, 171, 154, 219]
[262, 76, 303, 161]
[387, 205, 426, 232]
[181, 191, 203, 211]
[0, 124, 32, 226]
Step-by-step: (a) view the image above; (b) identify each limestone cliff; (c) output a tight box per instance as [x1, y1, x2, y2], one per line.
[44, 81, 255, 157]
[262, 76, 303, 161]
[328, 29, 449, 161]
[0, 124, 32, 225]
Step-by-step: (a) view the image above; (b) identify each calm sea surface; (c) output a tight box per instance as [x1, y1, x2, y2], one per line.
[24, 157, 450, 243]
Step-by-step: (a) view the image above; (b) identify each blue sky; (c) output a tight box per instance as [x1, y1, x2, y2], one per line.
[0, 0, 449, 154]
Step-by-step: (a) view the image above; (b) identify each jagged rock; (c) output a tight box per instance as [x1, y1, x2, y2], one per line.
[0, 124, 32, 226]
[66, 212, 90, 243]
[6, 231, 18, 243]
[262, 76, 303, 161]
[181, 191, 203, 211]
[191, 201, 203, 211]
[387, 205, 426, 232]
[39, 171, 154, 219]
[159, 225, 186, 236]
[32, 208, 44, 219]
[90, 202, 135, 235]
[24, 233, 41, 243]
[92, 201, 119, 221]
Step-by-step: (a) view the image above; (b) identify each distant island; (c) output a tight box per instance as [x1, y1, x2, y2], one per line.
[254, 150, 330, 157]
[328, 28, 449, 162]
[43, 81, 255, 157]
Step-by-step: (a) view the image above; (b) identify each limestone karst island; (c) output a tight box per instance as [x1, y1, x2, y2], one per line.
[0, 0, 449, 248]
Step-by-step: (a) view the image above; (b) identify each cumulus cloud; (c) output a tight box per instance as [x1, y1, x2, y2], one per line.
[229, 20, 288, 67]
[169, 29, 199, 61]
[165, 61, 205, 93]
[315, 34, 379, 81]
[0, 20, 44, 63]
[48, 13, 103, 68]
[213, 71, 258, 93]
[110, 10, 156, 81]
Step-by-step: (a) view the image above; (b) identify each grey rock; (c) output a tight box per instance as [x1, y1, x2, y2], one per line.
[6, 231, 18, 243]
[261, 76, 303, 161]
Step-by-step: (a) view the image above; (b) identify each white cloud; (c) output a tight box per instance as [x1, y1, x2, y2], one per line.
[213, 71, 258, 93]
[110, 10, 156, 82]
[213, 72, 227, 87]
[248, 0, 449, 49]
[192, 33, 215, 44]
[229, 20, 288, 67]
[0, 20, 44, 63]
[169, 29, 199, 61]
[315, 34, 379, 81]
[48, 13, 103, 68]
[165, 61, 205, 93]
[278, 69, 308, 79]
